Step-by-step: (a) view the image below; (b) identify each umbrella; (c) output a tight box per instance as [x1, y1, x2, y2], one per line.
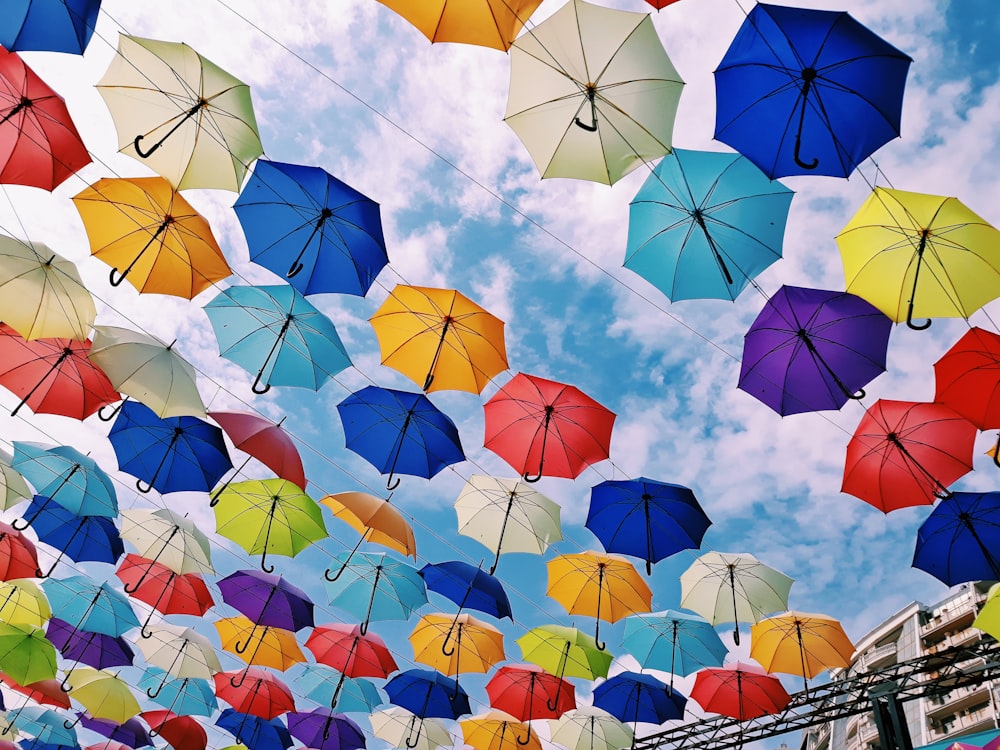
[136, 624, 221, 686]
[972, 583, 1000, 641]
[460, 711, 541, 750]
[679, 551, 793, 646]
[419, 560, 512, 620]
[592, 671, 685, 728]
[108, 400, 232, 494]
[296, 664, 383, 713]
[304, 623, 397, 678]
[0, 523, 39, 581]
[0, 237, 95, 341]
[0, 452, 31, 511]
[208, 411, 307, 496]
[2, 707, 77, 747]
[40, 577, 138, 637]
[714, 3, 911, 178]
[454, 475, 562, 574]
[409, 613, 505, 678]
[0, 675, 69, 709]
[384, 668, 471, 721]
[140, 711, 207, 750]
[136, 670, 216, 717]
[217, 570, 313, 653]
[0, 623, 56, 684]
[71, 176, 231, 297]
[19, 497, 124, 577]
[63, 668, 140, 725]
[11, 443, 116, 520]
[586, 478, 711, 574]
[749, 612, 854, 692]
[214, 616, 305, 672]
[503, 0, 683, 185]
[0, 326, 119, 419]
[484, 373, 615, 483]
[336, 386, 465, 490]
[0, 48, 90, 190]
[319, 491, 416, 559]
[516, 625, 613, 682]
[371, 707, 452, 750]
[96, 34, 263, 191]
[625, 149, 793, 302]
[0, 0, 100, 54]
[549, 707, 633, 750]
[287, 709, 364, 750]
[212, 478, 327, 573]
[215, 709, 292, 750]
[324, 551, 427, 634]
[234, 159, 388, 296]
[838, 187, 1000, 329]
[485, 664, 575, 722]
[933, 328, 1000, 464]
[87, 325, 206, 419]
[77, 716, 151, 749]
[370, 285, 508, 393]
[912, 491, 1000, 584]
[0, 578, 50, 627]
[842, 399, 977, 512]
[547, 552, 652, 649]
[115, 555, 214, 638]
[375, 0, 543, 51]
[621, 610, 727, 688]
[738, 286, 893, 415]
[690, 662, 790, 720]
[119, 509, 213, 577]
[214, 668, 294, 719]
[204, 284, 352, 394]
[46, 618, 133, 672]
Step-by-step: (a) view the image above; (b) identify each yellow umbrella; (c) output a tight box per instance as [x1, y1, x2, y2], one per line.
[71, 177, 231, 299]
[838, 187, 1000, 329]
[370, 285, 508, 394]
[320, 491, 416, 559]
[546, 552, 651, 650]
[0, 579, 50, 628]
[461, 711, 541, 750]
[214, 616, 305, 672]
[409, 613, 505, 676]
[972, 582, 1000, 639]
[375, 1, 543, 51]
[749, 611, 854, 692]
[63, 667, 141, 724]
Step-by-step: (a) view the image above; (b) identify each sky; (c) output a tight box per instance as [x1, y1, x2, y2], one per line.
[0, 0, 999, 748]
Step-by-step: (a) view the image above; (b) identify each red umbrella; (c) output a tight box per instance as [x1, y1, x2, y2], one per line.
[0, 324, 119, 419]
[933, 327, 1000, 464]
[207, 411, 307, 500]
[115, 554, 215, 637]
[213, 667, 296, 720]
[86, 742, 132, 750]
[842, 399, 977, 513]
[690, 662, 790, 720]
[140, 710, 207, 750]
[305, 623, 398, 677]
[0, 674, 71, 708]
[0, 521, 40, 580]
[484, 373, 616, 482]
[486, 663, 576, 721]
[0, 47, 91, 190]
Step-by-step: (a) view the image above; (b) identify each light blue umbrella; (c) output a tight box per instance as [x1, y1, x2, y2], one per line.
[41, 576, 138, 637]
[624, 148, 793, 302]
[298, 664, 383, 712]
[325, 552, 427, 634]
[2, 706, 78, 747]
[204, 284, 352, 394]
[622, 610, 728, 688]
[11, 442, 117, 521]
[138, 668, 218, 717]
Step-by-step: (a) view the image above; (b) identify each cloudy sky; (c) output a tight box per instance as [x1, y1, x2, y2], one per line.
[1, 0, 999, 747]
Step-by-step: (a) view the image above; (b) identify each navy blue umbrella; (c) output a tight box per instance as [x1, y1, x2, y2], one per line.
[592, 671, 686, 726]
[0, 0, 100, 54]
[419, 561, 512, 620]
[913, 491, 1000, 585]
[586, 478, 711, 574]
[234, 159, 388, 297]
[216, 709, 293, 750]
[108, 400, 232, 494]
[384, 668, 470, 720]
[23, 496, 123, 578]
[714, 3, 912, 178]
[337, 386, 465, 490]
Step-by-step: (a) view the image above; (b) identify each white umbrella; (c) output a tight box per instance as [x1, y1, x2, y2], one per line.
[137, 623, 221, 681]
[119, 508, 213, 576]
[549, 706, 634, 750]
[370, 706, 454, 750]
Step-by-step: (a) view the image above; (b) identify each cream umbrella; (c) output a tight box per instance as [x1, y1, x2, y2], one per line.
[371, 707, 453, 750]
[549, 706, 633, 750]
[0, 449, 31, 511]
[119, 508, 213, 576]
[137, 624, 221, 684]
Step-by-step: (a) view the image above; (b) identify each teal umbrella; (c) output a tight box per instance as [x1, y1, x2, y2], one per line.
[138, 668, 218, 717]
[297, 664, 383, 712]
[204, 284, 352, 394]
[41, 575, 139, 637]
[622, 610, 728, 688]
[11, 442, 117, 524]
[325, 552, 427, 634]
[2, 706, 78, 746]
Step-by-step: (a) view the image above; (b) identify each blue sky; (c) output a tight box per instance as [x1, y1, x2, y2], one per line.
[1, 0, 999, 748]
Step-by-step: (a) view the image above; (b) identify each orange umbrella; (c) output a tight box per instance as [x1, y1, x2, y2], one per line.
[750, 611, 854, 692]
[320, 491, 416, 560]
[375, 1, 544, 52]
[409, 613, 505, 676]
[461, 711, 541, 750]
[214, 616, 305, 672]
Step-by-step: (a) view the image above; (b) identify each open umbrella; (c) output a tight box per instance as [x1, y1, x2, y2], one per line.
[0, 453, 31, 512]
[375, 0, 543, 51]
[484, 373, 615, 483]
[504, 0, 683, 184]
[0, 0, 100, 54]
[419, 561, 511, 621]
[19, 497, 124, 577]
[370, 285, 508, 393]
[912, 491, 1000, 584]
[214, 616, 305, 672]
[296, 664, 383, 713]
[549, 707, 633, 750]
[384, 668, 471, 722]
[933, 327, 1000, 464]
[140, 711, 208, 750]
[287, 709, 364, 750]
[234, 159, 388, 296]
[690, 662, 790, 720]
[319, 491, 416, 560]
[516, 625, 613, 683]
[592, 671, 685, 731]
[461, 711, 541, 750]
[0, 578, 50, 628]
[324, 551, 427, 634]
[972, 583, 1000, 641]
[96, 34, 263, 191]
[78, 716, 151, 749]
[119, 509, 213, 577]
[0, 674, 70, 709]
[621, 610, 727, 688]
[485, 664, 575, 724]
[750, 612, 854, 693]
[215, 709, 292, 750]
[409, 613, 505, 679]
[714, 3, 911, 178]
[305, 623, 398, 679]
[2, 707, 77, 747]
[0, 623, 56, 684]
[11, 443, 116, 521]
[205, 284, 352, 394]
[371, 707, 452, 750]
[208, 411, 307, 496]
[41, 576, 138, 637]
[46, 618, 133, 672]
[115, 555, 214, 638]
[625, 149, 793, 302]
[0, 522, 39, 580]
[217, 570, 313, 657]
[63, 668, 140, 725]
[137, 624, 221, 686]
[214, 668, 294, 719]
[136, 669, 216, 717]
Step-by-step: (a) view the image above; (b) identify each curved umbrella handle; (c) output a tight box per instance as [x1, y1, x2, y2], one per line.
[251, 370, 272, 394]
[136, 477, 154, 494]
[386, 473, 401, 491]
[230, 670, 248, 689]
[109, 266, 129, 287]
[146, 683, 162, 700]
[404, 718, 423, 749]
[848, 388, 865, 401]
[522, 471, 542, 484]
[287, 260, 304, 278]
[516, 730, 533, 746]
[574, 116, 598, 132]
[10, 517, 31, 531]
[792, 138, 818, 170]
[63, 717, 81, 731]
[98, 398, 125, 422]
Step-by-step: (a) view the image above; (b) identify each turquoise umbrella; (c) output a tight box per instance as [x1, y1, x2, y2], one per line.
[204, 284, 352, 394]
[625, 148, 793, 302]
[622, 610, 728, 688]
[325, 552, 427, 634]
[41, 575, 139, 637]
[11, 442, 117, 523]
[2, 706, 78, 746]
[138, 668, 218, 717]
[297, 664, 383, 712]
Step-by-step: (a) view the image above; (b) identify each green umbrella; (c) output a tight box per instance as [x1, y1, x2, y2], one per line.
[213, 478, 327, 573]
[0, 448, 31, 511]
[0, 622, 57, 684]
[516, 624, 612, 681]
[973, 582, 1000, 639]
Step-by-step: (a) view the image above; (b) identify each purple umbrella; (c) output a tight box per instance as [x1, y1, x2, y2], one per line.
[46, 618, 133, 685]
[217, 569, 314, 656]
[287, 709, 365, 750]
[738, 285, 892, 415]
[78, 714, 153, 748]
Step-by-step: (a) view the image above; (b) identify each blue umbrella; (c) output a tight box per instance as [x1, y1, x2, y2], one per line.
[108, 400, 232, 494]
[0, 0, 100, 54]
[384, 668, 471, 719]
[23, 497, 123, 578]
[204, 284, 352, 394]
[298, 664, 383, 713]
[234, 159, 388, 296]
[41, 576, 138, 637]
[137, 668, 218, 717]
[325, 552, 427, 634]
[77, 715, 151, 748]
[11, 442, 117, 521]
[913, 491, 1000, 585]
[16, 741, 76, 750]
[714, 3, 912, 179]
[216, 709, 293, 750]
[586, 478, 711, 574]
[621, 611, 727, 688]
[625, 148, 793, 302]
[592, 671, 686, 726]
[3, 707, 77, 747]
[418, 561, 512, 620]
[286, 709, 365, 750]
[336, 386, 465, 490]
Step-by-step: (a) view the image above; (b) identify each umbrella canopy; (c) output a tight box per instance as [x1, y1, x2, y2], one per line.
[0, 578, 50, 628]
[46, 618, 133, 671]
[71, 176, 231, 298]
[137, 624, 221, 682]
[842, 399, 977, 512]
[460, 711, 541, 750]
[0, 522, 39, 581]
[115, 555, 214, 638]
[738, 286, 893, 415]
[485, 664, 576, 721]
[409, 612, 505, 676]
[621, 610, 728, 684]
[337, 386, 465, 490]
[625, 149, 793, 302]
[912, 491, 1000, 584]
[20, 497, 124, 577]
[690, 662, 791, 720]
[108, 400, 232, 494]
[592, 671, 685, 725]
[384, 669, 471, 720]
[215, 709, 292, 750]
[376, 0, 543, 51]
[213, 668, 295, 719]
[0, 48, 90, 190]
[137, 670, 216, 717]
[217, 569, 313, 635]
[371, 707, 453, 750]
[287, 709, 364, 750]
[454, 475, 562, 574]
[934, 328, 1000, 447]
[0, 0, 100, 54]
[324, 551, 427, 633]
[296, 664, 383, 713]
[119, 509, 213, 576]
[140, 711, 208, 750]
[3, 707, 77, 747]
[64, 668, 140, 724]
[96, 34, 263, 191]
[679, 551, 793, 645]
[504, 0, 683, 184]
[0, 452, 31, 512]
[12, 442, 116, 519]
[41, 576, 137, 640]
[234, 159, 388, 297]
[419, 561, 511, 620]
[78, 716, 151, 749]
[370, 285, 508, 394]
[88, 325, 206, 419]
[214, 616, 305, 672]
[715, 3, 911, 178]
[484, 373, 615, 483]
[0, 674, 70, 709]
[319, 491, 416, 559]
[838, 187, 1000, 329]
[0, 623, 56, 684]
[586, 478, 711, 574]
[972, 583, 1000, 641]
[516, 625, 613, 681]
[548, 707, 633, 750]
[750, 612, 854, 689]
[208, 411, 307, 491]
[0, 237, 95, 341]
[305, 623, 398, 678]
[205, 284, 352, 394]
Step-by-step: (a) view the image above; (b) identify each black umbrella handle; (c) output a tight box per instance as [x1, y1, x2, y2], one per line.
[793, 70, 819, 170]
[134, 100, 206, 158]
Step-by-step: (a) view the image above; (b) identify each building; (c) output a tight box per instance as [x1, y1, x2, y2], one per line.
[802, 582, 999, 750]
